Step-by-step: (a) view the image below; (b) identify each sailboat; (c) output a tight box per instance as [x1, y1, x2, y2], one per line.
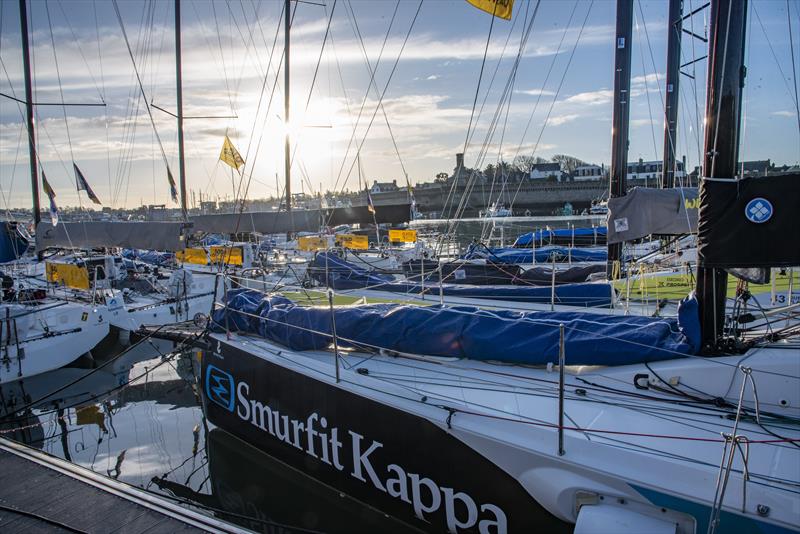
[0, 0, 110, 383]
[198, 1, 799, 533]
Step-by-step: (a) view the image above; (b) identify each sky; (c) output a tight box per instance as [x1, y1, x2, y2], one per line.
[0, 0, 798, 210]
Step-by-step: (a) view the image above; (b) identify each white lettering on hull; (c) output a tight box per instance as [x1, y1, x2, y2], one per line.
[234, 379, 507, 533]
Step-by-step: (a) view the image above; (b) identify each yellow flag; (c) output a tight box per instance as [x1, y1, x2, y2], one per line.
[220, 136, 245, 170]
[465, 0, 514, 20]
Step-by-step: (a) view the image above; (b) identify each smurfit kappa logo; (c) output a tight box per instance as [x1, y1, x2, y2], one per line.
[745, 197, 773, 224]
[205, 364, 235, 412]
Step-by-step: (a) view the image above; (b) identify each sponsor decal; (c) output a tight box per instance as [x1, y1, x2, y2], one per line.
[207, 367, 508, 533]
[205, 364, 235, 412]
[744, 197, 773, 224]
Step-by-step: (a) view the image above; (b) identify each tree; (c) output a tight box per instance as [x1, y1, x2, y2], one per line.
[512, 155, 548, 173]
[551, 154, 589, 174]
[435, 172, 449, 183]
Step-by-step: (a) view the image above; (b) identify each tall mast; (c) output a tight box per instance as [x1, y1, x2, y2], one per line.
[175, 0, 188, 218]
[662, 0, 683, 188]
[606, 0, 634, 277]
[284, 0, 291, 212]
[19, 0, 41, 228]
[696, 0, 748, 350]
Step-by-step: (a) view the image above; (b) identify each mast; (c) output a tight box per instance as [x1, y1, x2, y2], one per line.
[606, 0, 634, 278]
[19, 0, 41, 229]
[696, 0, 748, 350]
[284, 0, 291, 212]
[175, 0, 188, 218]
[662, 0, 683, 188]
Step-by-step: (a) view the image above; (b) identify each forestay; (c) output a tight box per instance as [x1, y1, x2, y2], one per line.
[212, 290, 701, 366]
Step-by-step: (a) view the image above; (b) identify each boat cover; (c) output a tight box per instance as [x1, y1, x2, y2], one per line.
[310, 252, 613, 307]
[0, 222, 29, 263]
[607, 187, 698, 244]
[403, 259, 523, 285]
[35, 222, 187, 252]
[514, 227, 607, 247]
[190, 204, 412, 235]
[516, 264, 607, 285]
[464, 244, 608, 264]
[212, 289, 700, 365]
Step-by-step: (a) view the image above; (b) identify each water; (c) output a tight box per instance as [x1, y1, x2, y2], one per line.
[0, 337, 414, 533]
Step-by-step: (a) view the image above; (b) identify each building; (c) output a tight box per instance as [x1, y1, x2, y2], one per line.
[741, 160, 770, 176]
[529, 162, 564, 181]
[573, 164, 606, 181]
[370, 180, 400, 194]
[626, 159, 686, 181]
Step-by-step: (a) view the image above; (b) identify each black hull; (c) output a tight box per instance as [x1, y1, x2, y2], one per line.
[201, 337, 569, 534]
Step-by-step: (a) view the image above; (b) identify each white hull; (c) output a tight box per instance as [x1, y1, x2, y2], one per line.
[0, 302, 109, 384]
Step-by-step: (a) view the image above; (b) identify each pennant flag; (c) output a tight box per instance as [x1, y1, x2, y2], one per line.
[220, 136, 245, 170]
[167, 168, 179, 203]
[42, 171, 59, 226]
[367, 190, 376, 214]
[73, 163, 101, 205]
[465, 0, 514, 20]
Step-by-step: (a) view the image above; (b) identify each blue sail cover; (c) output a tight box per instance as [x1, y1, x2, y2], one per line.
[212, 290, 700, 365]
[514, 227, 607, 247]
[0, 222, 29, 263]
[310, 252, 613, 307]
[464, 244, 608, 264]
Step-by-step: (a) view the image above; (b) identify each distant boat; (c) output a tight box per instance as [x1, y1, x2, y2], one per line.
[480, 202, 512, 218]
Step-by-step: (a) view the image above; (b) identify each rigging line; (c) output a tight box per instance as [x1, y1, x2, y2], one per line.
[345, 0, 413, 183]
[44, 0, 77, 166]
[634, 8, 661, 174]
[285, 0, 338, 178]
[231, 1, 291, 228]
[326, 0, 402, 197]
[438, 8, 497, 226]
[112, 0, 175, 201]
[787, 0, 800, 148]
[508, 0, 594, 211]
[751, 2, 799, 123]
[324, 0, 425, 228]
[92, 0, 113, 208]
[52, 2, 104, 104]
[445, 3, 540, 236]
[207, 0, 234, 113]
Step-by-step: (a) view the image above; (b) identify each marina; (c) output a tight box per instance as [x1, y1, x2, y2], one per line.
[0, 0, 799, 532]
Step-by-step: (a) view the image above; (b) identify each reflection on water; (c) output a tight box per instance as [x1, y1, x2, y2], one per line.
[0, 338, 415, 533]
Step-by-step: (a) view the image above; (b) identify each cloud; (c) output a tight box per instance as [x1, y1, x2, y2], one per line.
[426, 75, 439, 80]
[515, 89, 556, 97]
[547, 114, 580, 126]
[772, 110, 796, 117]
[561, 90, 614, 106]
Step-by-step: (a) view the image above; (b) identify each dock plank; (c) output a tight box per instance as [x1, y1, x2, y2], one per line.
[0, 443, 244, 534]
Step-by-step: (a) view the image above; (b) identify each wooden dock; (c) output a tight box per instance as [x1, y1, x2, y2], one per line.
[0, 437, 250, 534]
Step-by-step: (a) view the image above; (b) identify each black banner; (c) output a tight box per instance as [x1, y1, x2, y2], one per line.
[698, 173, 800, 268]
[202, 339, 569, 534]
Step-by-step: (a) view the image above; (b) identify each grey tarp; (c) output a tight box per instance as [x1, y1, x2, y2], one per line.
[190, 210, 322, 234]
[607, 187, 698, 244]
[190, 204, 412, 234]
[36, 221, 187, 252]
